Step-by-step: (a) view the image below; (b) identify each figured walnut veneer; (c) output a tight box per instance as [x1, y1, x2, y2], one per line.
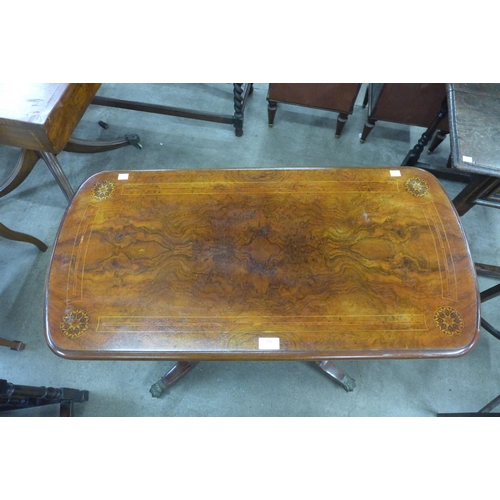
[45, 168, 480, 360]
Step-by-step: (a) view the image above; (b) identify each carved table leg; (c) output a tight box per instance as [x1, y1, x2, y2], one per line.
[38, 151, 74, 202]
[267, 99, 278, 126]
[335, 113, 349, 138]
[0, 222, 47, 251]
[0, 149, 40, 198]
[64, 134, 142, 153]
[360, 118, 377, 143]
[150, 361, 200, 398]
[315, 360, 356, 392]
[0, 337, 26, 350]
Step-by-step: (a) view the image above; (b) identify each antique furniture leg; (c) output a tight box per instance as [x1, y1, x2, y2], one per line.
[437, 394, 500, 416]
[427, 130, 448, 154]
[0, 222, 48, 251]
[64, 134, 142, 153]
[0, 149, 40, 198]
[150, 361, 200, 398]
[0, 379, 89, 416]
[360, 118, 377, 143]
[335, 112, 349, 138]
[267, 99, 278, 126]
[474, 263, 500, 339]
[362, 86, 369, 108]
[38, 151, 74, 202]
[401, 98, 448, 166]
[479, 281, 500, 340]
[315, 360, 356, 392]
[452, 174, 500, 216]
[0, 337, 25, 350]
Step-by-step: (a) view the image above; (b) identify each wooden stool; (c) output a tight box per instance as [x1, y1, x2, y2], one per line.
[266, 84, 362, 138]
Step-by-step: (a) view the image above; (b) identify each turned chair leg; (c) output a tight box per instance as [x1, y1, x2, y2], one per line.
[428, 130, 449, 154]
[360, 118, 377, 143]
[335, 113, 349, 138]
[267, 99, 278, 127]
[0, 379, 89, 416]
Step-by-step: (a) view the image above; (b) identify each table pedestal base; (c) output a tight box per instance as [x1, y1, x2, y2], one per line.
[315, 360, 356, 392]
[149, 360, 355, 398]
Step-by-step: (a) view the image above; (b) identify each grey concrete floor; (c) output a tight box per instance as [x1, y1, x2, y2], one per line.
[1, 83, 500, 417]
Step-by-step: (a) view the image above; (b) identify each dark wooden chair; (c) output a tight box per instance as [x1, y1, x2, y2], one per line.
[360, 83, 449, 153]
[266, 84, 362, 138]
[0, 379, 88, 416]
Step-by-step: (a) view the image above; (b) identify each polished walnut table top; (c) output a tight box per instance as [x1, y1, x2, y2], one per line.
[45, 167, 480, 361]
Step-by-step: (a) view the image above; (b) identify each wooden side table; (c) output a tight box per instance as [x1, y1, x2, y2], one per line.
[266, 84, 362, 137]
[0, 83, 141, 202]
[0, 83, 141, 248]
[45, 167, 479, 398]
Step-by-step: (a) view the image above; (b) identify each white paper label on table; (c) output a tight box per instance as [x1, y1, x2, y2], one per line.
[258, 337, 280, 350]
[390, 170, 402, 177]
[462, 156, 473, 163]
[118, 173, 129, 180]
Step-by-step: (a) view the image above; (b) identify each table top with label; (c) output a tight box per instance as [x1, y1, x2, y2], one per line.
[45, 167, 480, 361]
[447, 83, 500, 176]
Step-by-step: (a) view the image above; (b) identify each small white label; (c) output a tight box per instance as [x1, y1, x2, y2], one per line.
[118, 173, 129, 180]
[258, 337, 280, 350]
[390, 170, 402, 177]
[463, 156, 473, 163]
